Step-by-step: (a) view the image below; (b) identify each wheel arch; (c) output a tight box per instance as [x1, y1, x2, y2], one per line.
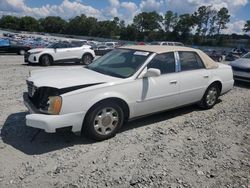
[208, 80, 222, 94]
[82, 97, 130, 129]
[82, 52, 94, 60]
[39, 53, 54, 63]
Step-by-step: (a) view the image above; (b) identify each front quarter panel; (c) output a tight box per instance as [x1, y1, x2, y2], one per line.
[59, 80, 139, 118]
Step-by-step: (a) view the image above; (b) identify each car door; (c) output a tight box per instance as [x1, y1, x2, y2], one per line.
[177, 51, 210, 105]
[53, 43, 72, 61]
[133, 52, 180, 117]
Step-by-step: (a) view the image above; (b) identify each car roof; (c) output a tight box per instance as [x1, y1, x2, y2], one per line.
[120, 45, 196, 54]
[120, 45, 218, 69]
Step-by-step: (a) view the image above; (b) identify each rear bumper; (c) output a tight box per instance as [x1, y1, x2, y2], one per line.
[23, 93, 85, 133]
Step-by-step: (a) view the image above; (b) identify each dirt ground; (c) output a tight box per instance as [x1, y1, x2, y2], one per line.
[0, 55, 249, 188]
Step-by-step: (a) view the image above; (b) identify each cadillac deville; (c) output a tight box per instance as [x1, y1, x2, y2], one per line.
[24, 46, 234, 140]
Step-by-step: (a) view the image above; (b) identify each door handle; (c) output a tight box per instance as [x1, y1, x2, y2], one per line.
[170, 80, 177, 84]
[203, 75, 209, 78]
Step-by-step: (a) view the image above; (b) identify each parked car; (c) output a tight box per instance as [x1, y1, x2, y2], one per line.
[0, 39, 31, 55]
[23, 46, 234, 141]
[150, 41, 184, 46]
[225, 52, 240, 61]
[105, 42, 119, 49]
[25, 41, 95, 66]
[203, 49, 223, 62]
[229, 52, 250, 82]
[94, 45, 113, 56]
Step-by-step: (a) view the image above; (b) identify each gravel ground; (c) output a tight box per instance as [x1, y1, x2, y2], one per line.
[0, 55, 249, 188]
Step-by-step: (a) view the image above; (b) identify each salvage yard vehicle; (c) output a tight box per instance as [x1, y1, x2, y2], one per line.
[150, 41, 184, 46]
[23, 46, 234, 141]
[0, 38, 31, 55]
[230, 52, 250, 82]
[24, 41, 95, 66]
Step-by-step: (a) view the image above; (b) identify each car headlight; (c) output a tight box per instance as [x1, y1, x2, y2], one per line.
[47, 96, 62, 115]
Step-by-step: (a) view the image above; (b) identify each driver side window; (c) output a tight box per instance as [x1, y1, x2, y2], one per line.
[147, 52, 176, 74]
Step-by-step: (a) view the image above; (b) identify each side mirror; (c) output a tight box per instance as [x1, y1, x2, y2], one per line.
[143, 68, 161, 78]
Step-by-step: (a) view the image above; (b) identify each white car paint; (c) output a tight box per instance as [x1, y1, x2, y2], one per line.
[24, 46, 234, 134]
[26, 44, 95, 64]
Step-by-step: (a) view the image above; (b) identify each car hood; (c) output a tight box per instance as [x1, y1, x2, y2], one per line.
[28, 48, 47, 53]
[27, 67, 120, 89]
[230, 58, 250, 68]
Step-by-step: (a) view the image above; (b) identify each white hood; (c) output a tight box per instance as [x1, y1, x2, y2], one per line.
[28, 67, 120, 89]
[28, 48, 46, 53]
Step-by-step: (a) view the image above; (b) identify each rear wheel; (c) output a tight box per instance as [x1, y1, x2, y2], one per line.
[199, 84, 220, 109]
[18, 50, 25, 55]
[82, 54, 93, 65]
[40, 55, 53, 66]
[83, 102, 124, 141]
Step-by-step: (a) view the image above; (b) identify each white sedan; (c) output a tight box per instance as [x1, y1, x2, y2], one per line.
[24, 46, 234, 140]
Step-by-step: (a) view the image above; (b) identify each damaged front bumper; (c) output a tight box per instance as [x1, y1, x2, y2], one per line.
[23, 92, 85, 133]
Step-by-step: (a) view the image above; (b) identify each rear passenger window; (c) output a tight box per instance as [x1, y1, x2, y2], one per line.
[179, 52, 204, 71]
[147, 52, 176, 74]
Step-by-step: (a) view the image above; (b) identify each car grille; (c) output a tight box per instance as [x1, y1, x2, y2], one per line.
[26, 82, 59, 112]
[232, 66, 250, 73]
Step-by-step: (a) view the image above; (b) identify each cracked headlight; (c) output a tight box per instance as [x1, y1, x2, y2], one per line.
[47, 96, 62, 115]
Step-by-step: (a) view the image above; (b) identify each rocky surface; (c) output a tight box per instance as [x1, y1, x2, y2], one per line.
[0, 55, 249, 188]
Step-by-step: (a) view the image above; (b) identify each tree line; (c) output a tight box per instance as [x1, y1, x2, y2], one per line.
[0, 5, 250, 46]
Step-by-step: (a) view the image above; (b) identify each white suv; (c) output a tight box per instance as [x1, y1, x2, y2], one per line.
[25, 41, 95, 66]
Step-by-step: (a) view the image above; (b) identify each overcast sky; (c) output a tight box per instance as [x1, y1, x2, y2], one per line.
[0, 0, 249, 34]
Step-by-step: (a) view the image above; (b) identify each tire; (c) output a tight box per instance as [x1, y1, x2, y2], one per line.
[40, 55, 53, 66]
[199, 84, 220, 109]
[83, 102, 124, 141]
[18, 50, 25, 55]
[82, 54, 93, 65]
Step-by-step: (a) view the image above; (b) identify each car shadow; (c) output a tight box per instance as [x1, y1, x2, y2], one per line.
[0, 112, 92, 155]
[121, 104, 202, 133]
[234, 81, 250, 89]
[1, 104, 203, 155]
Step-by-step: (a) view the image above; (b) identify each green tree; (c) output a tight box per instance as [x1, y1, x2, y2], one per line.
[193, 6, 213, 36]
[164, 10, 178, 32]
[19, 16, 39, 31]
[174, 14, 195, 43]
[216, 7, 230, 34]
[0, 15, 20, 30]
[243, 20, 250, 32]
[40, 16, 67, 33]
[133, 11, 163, 32]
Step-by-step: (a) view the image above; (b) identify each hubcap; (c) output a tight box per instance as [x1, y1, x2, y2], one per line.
[94, 107, 119, 135]
[43, 56, 50, 64]
[206, 87, 217, 106]
[84, 55, 92, 65]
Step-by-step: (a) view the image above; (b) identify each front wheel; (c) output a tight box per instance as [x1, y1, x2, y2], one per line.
[82, 54, 93, 65]
[40, 55, 53, 66]
[83, 102, 124, 141]
[199, 84, 220, 109]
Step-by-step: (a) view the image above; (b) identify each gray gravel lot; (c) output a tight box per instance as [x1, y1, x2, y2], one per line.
[0, 55, 249, 188]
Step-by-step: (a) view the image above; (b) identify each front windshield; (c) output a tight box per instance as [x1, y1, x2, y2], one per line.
[87, 49, 151, 78]
[242, 52, 250, 59]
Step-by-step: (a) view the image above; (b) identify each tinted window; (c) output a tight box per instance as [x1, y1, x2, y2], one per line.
[179, 52, 204, 71]
[147, 52, 176, 74]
